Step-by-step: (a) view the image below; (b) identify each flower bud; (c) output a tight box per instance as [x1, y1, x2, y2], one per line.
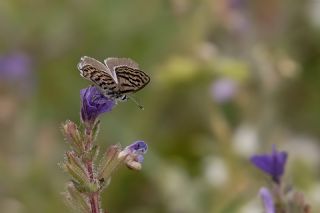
[62, 120, 83, 153]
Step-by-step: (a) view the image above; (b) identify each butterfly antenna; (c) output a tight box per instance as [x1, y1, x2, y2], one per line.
[127, 95, 144, 110]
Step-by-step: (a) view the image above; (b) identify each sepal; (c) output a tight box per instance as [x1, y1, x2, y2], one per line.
[64, 183, 90, 213]
[62, 120, 84, 154]
[98, 144, 122, 179]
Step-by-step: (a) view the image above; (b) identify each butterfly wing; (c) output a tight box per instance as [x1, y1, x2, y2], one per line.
[104, 57, 140, 84]
[77, 56, 117, 92]
[78, 56, 150, 99]
[115, 66, 150, 94]
[104, 57, 140, 70]
[104, 57, 150, 94]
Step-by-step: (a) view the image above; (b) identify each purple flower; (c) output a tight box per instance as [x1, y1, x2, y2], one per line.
[119, 141, 148, 170]
[0, 52, 32, 79]
[80, 86, 115, 125]
[0, 51, 35, 95]
[259, 187, 275, 213]
[250, 145, 288, 184]
[210, 78, 237, 103]
[126, 141, 148, 163]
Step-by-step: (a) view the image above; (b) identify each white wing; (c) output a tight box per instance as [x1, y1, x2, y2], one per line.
[104, 57, 140, 83]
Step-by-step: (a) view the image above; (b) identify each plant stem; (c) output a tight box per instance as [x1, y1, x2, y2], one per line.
[85, 126, 93, 150]
[89, 191, 100, 213]
[85, 125, 101, 213]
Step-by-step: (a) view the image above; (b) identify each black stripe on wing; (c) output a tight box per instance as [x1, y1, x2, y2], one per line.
[115, 66, 150, 93]
[80, 65, 117, 91]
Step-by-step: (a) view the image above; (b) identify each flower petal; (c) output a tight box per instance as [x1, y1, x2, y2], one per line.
[250, 155, 273, 175]
[259, 187, 275, 213]
[250, 145, 288, 183]
[127, 141, 148, 154]
[80, 86, 115, 125]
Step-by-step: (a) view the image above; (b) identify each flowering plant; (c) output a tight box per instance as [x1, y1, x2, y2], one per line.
[61, 85, 147, 213]
[251, 145, 310, 213]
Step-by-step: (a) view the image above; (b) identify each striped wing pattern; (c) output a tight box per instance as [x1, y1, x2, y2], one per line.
[78, 56, 150, 99]
[79, 64, 117, 92]
[115, 66, 150, 93]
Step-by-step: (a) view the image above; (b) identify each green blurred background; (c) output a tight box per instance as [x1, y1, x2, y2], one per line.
[1, 0, 320, 212]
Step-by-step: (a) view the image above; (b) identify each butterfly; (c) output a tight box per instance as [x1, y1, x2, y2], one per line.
[77, 56, 150, 108]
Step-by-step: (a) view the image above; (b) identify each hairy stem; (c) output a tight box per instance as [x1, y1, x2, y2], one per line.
[89, 191, 100, 213]
[85, 126, 93, 150]
[85, 125, 101, 213]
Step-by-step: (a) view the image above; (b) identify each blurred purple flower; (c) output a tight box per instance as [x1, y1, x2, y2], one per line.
[0, 52, 32, 80]
[259, 187, 275, 213]
[80, 86, 115, 125]
[210, 78, 237, 103]
[0, 51, 35, 94]
[250, 145, 288, 184]
[228, 0, 247, 10]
